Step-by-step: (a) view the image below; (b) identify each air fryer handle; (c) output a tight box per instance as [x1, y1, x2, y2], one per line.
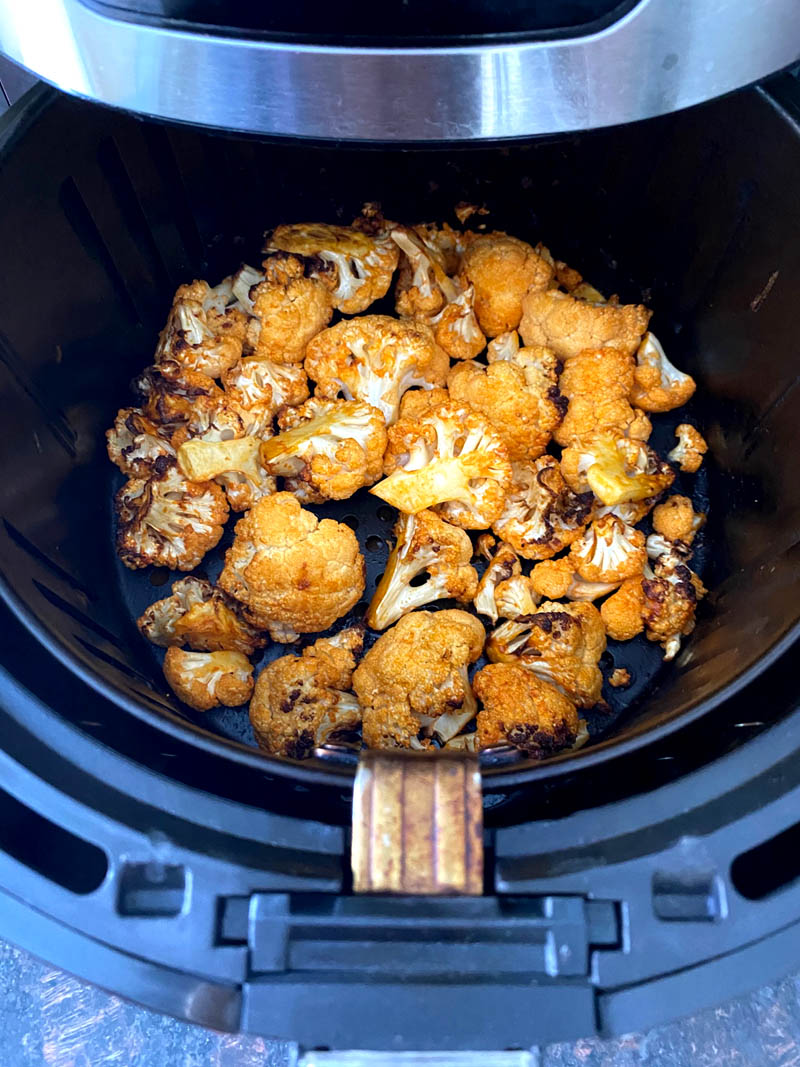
[351, 750, 483, 894]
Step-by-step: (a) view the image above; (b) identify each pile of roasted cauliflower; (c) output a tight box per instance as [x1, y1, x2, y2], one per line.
[108, 204, 708, 761]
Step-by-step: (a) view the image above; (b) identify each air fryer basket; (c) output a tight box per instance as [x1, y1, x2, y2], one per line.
[0, 81, 799, 796]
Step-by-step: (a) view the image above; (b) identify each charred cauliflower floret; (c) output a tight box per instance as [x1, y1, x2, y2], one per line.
[560, 432, 675, 506]
[163, 648, 253, 712]
[492, 457, 593, 561]
[599, 578, 647, 641]
[261, 398, 387, 502]
[177, 435, 276, 512]
[652, 495, 706, 546]
[668, 424, 708, 472]
[155, 280, 245, 378]
[138, 576, 266, 655]
[555, 347, 652, 446]
[486, 601, 606, 708]
[642, 552, 707, 660]
[115, 461, 229, 571]
[374, 400, 512, 529]
[249, 628, 364, 758]
[222, 357, 309, 436]
[494, 575, 540, 620]
[305, 315, 449, 426]
[474, 541, 522, 623]
[568, 515, 647, 583]
[106, 408, 175, 476]
[266, 215, 399, 315]
[519, 289, 651, 361]
[136, 362, 243, 445]
[530, 557, 622, 603]
[460, 233, 554, 337]
[630, 333, 696, 413]
[218, 492, 365, 641]
[353, 609, 485, 749]
[473, 663, 580, 758]
[367, 510, 478, 630]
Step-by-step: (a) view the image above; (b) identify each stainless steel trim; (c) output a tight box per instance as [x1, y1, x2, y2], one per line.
[0, 0, 798, 140]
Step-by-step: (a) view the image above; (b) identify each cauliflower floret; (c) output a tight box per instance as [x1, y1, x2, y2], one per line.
[560, 432, 675, 506]
[136, 362, 243, 445]
[428, 284, 486, 361]
[474, 541, 522, 623]
[374, 400, 512, 529]
[530, 557, 622, 602]
[642, 553, 707, 660]
[652, 495, 706, 545]
[494, 575, 540, 620]
[155, 280, 245, 378]
[222, 357, 309, 436]
[367, 510, 478, 630]
[261, 398, 387, 502]
[138, 576, 266, 655]
[410, 221, 472, 276]
[630, 333, 696, 413]
[106, 408, 175, 476]
[353, 609, 485, 749]
[568, 515, 647, 582]
[266, 215, 399, 315]
[177, 435, 277, 512]
[447, 356, 565, 464]
[115, 461, 228, 571]
[397, 386, 450, 421]
[554, 347, 652, 446]
[492, 457, 593, 561]
[486, 601, 606, 708]
[249, 628, 364, 758]
[519, 289, 651, 361]
[473, 663, 580, 758]
[218, 492, 365, 641]
[668, 424, 708, 472]
[305, 315, 449, 425]
[600, 578, 646, 641]
[609, 667, 631, 688]
[460, 233, 554, 337]
[163, 648, 253, 712]
[593, 497, 658, 526]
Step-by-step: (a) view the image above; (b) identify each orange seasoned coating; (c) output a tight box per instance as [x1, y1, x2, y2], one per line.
[136, 362, 241, 443]
[106, 408, 175, 477]
[554, 347, 652, 446]
[642, 553, 707, 660]
[222, 357, 309, 437]
[461, 233, 554, 337]
[492, 457, 593, 560]
[668, 424, 708, 472]
[163, 648, 254, 712]
[138, 576, 266, 655]
[155, 279, 246, 378]
[519, 289, 651, 361]
[600, 578, 646, 642]
[630, 333, 696, 413]
[568, 515, 647, 583]
[493, 575, 540, 620]
[245, 254, 333, 364]
[609, 668, 631, 688]
[529, 557, 622, 603]
[474, 663, 580, 757]
[397, 386, 450, 421]
[560, 432, 674, 506]
[652, 495, 705, 545]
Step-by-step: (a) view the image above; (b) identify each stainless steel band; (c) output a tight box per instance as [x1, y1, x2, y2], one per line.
[0, 0, 798, 141]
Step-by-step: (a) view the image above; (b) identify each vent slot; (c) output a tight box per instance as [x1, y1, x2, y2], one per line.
[32, 579, 124, 649]
[117, 861, 187, 917]
[732, 822, 800, 901]
[0, 334, 76, 457]
[2, 519, 93, 599]
[76, 635, 154, 688]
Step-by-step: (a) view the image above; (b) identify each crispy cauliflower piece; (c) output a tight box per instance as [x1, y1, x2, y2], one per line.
[222, 357, 309, 436]
[261, 398, 387, 502]
[177, 435, 276, 512]
[106, 408, 175, 476]
[530, 557, 621, 602]
[642, 552, 707, 660]
[474, 541, 522, 623]
[609, 667, 631, 688]
[554, 347, 652, 446]
[473, 663, 580, 758]
[494, 575, 540, 620]
[600, 578, 646, 641]
[492, 457, 593, 561]
[568, 515, 647, 582]
[519, 289, 651, 361]
[652, 495, 706, 545]
[410, 221, 472, 276]
[249, 628, 364, 758]
[428, 284, 486, 361]
[305, 315, 449, 426]
[138, 577, 266, 655]
[447, 356, 565, 464]
[155, 280, 245, 378]
[486, 601, 606, 708]
[630, 333, 696, 413]
[163, 648, 253, 712]
[266, 216, 399, 315]
[115, 461, 228, 571]
[460, 233, 554, 337]
[668, 424, 708, 472]
[560, 432, 675, 506]
[136, 362, 243, 445]
[593, 497, 658, 526]
[367, 510, 478, 630]
[218, 492, 365, 641]
[397, 386, 450, 421]
[374, 400, 512, 529]
[353, 609, 485, 749]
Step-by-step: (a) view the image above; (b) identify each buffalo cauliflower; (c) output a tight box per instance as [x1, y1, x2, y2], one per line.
[642, 551, 707, 660]
[367, 510, 478, 630]
[177, 435, 276, 512]
[492, 457, 593, 560]
[460, 233, 554, 337]
[669, 424, 708, 472]
[473, 662, 581, 758]
[529, 557, 622, 602]
[560, 432, 675, 506]
[115, 461, 228, 571]
[494, 575, 541, 620]
[163, 648, 254, 711]
[249, 628, 364, 758]
[106, 408, 175, 476]
[486, 601, 606, 708]
[599, 578, 647, 641]
[222, 357, 309, 436]
[554, 346, 652, 446]
[474, 541, 522, 623]
[630, 333, 696, 413]
[261, 398, 387, 502]
[218, 492, 365, 641]
[568, 515, 647, 582]
[136, 362, 243, 446]
[374, 399, 512, 529]
[652, 495, 706, 545]
[353, 609, 485, 749]
[155, 280, 246, 378]
[397, 386, 451, 421]
[519, 289, 651, 361]
[138, 576, 266, 655]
